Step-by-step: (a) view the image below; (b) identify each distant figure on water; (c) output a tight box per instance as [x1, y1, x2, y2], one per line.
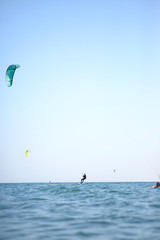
[81, 173, 86, 184]
[152, 182, 160, 188]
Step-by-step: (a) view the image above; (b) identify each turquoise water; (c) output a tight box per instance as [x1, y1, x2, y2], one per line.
[0, 182, 160, 240]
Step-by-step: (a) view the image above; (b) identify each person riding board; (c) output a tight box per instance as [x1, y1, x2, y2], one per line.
[152, 182, 160, 188]
[81, 173, 86, 184]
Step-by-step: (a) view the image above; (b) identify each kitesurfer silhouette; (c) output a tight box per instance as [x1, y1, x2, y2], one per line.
[81, 173, 86, 184]
[155, 182, 160, 188]
[152, 182, 160, 188]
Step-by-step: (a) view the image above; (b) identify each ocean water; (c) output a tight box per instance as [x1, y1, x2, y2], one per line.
[0, 182, 160, 240]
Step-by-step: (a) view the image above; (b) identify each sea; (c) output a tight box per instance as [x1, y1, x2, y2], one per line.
[0, 182, 160, 240]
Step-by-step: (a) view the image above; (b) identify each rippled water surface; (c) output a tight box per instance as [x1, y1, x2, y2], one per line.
[0, 182, 160, 240]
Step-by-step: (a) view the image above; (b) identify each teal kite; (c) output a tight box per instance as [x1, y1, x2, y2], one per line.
[5, 64, 20, 87]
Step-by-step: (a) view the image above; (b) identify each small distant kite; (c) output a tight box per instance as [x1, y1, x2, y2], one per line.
[113, 169, 116, 173]
[25, 150, 31, 157]
[5, 64, 20, 87]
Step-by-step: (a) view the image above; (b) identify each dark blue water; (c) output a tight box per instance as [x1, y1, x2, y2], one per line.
[0, 182, 160, 240]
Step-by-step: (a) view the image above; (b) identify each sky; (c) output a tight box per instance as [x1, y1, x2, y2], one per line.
[0, 0, 160, 183]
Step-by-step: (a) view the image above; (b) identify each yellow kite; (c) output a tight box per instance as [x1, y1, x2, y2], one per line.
[25, 150, 31, 157]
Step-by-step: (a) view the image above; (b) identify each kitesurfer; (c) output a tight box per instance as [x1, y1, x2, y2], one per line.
[152, 182, 160, 188]
[81, 173, 86, 184]
[155, 182, 160, 188]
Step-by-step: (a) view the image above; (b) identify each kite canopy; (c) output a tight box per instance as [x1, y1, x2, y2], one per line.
[25, 150, 31, 157]
[5, 64, 20, 87]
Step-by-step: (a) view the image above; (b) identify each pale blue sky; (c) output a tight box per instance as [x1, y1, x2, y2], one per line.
[0, 0, 160, 182]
